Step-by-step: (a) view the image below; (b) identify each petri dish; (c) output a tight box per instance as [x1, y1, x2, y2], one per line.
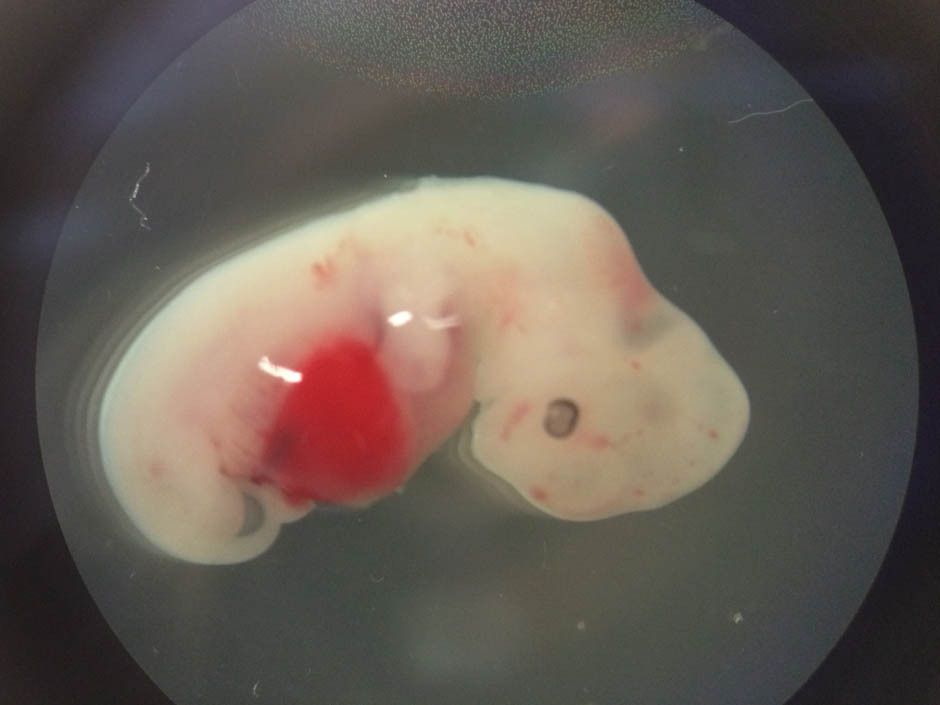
[35, 2, 917, 704]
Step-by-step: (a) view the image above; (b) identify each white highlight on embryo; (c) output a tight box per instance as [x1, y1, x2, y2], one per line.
[387, 310, 415, 327]
[257, 355, 303, 384]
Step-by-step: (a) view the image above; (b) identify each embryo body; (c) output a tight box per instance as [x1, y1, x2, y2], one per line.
[98, 177, 750, 564]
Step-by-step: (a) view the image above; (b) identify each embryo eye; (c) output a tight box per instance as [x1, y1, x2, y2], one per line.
[543, 398, 579, 438]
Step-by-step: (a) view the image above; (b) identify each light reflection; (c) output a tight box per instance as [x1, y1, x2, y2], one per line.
[387, 310, 414, 327]
[257, 355, 303, 383]
[422, 314, 460, 330]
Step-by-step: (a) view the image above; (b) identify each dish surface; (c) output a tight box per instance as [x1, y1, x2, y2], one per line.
[33, 2, 917, 704]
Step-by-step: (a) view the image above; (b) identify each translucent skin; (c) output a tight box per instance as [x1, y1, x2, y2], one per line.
[98, 177, 749, 564]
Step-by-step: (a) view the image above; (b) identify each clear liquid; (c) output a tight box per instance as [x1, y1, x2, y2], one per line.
[36, 3, 916, 704]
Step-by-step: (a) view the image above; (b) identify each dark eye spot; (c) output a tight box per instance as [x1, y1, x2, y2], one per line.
[543, 399, 579, 438]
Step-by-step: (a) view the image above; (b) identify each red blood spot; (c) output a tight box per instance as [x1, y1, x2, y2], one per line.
[591, 217, 653, 311]
[498, 309, 516, 330]
[708, 428, 719, 440]
[630, 359, 642, 371]
[500, 401, 532, 441]
[491, 272, 525, 332]
[258, 337, 409, 505]
[462, 230, 478, 248]
[530, 486, 549, 501]
[631, 488, 646, 498]
[311, 259, 337, 288]
[585, 433, 613, 450]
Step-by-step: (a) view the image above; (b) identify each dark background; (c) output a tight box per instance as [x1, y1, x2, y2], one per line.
[1, 2, 937, 704]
